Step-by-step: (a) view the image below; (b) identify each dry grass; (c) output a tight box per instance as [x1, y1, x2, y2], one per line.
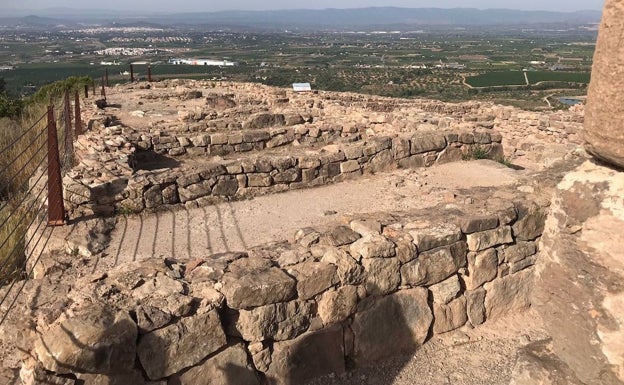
[0, 101, 62, 284]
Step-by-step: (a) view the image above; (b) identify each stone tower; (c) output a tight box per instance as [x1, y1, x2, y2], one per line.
[584, 0, 624, 169]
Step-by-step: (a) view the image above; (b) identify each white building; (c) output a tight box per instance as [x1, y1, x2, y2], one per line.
[169, 58, 238, 66]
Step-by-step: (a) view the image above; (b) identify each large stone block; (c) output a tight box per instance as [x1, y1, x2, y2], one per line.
[583, 0, 624, 169]
[287, 262, 338, 300]
[171, 343, 261, 385]
[137, 310, 226, 380]
[349, 234, 395, 260]
[410, 133, 447, 154]
[226, 300, 314, 342]
[34, 304, 137, 375]
[221, 267, 297, 309]
[265, 325, 345, 385]
[362, 257, 401, 296]
[433, 296, 468, 334]
[466, 226, 513, 252]
[463, 248, 499, 290]
[429, 274, 461, 304]
[407, 222, 462, 252]
[321, 247, 365, 285]
[484, 269, 532, 321]
[319, 226, 361, 247]
[318, 285, 358, 326]
[400, 241, 467, 287]
[512, 203, 546, 241]
[351, 288, 432, 366]
[466, 288, 486, 326]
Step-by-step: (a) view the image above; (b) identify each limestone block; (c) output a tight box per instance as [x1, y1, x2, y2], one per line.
[135, 305, 172, 334]
[178, 180, 214, 203]
[198, 164, 227, 180]
[34, 304, 137, 375]
[410, 133, 447, 154]
[319, 226, 361, 247]
[466, 226, 513, 252]
[466, 288, 486, 326]
[221, 267, 297, 309]
[351, 219, 382, 236]
[287, 262, 339, 300]
[351, 288, 432, 366]
[463, 248, 499, 290]
[212, 177, 239, 196]
[294, 228, 320, 247]
[137, 310, 226, 380]
[484, 269, 532, 321]
[265, 325, 345, 385]
[247, 173, 273, 187]
[321, 247, 365, 285]
[362, 257, 401, 296]
[143, 185, 163, 209]
[459, 215, 499, 234]
[227, 300, 314, 341]
[392, 137, 411, 159]
[161, 184, 178, 204]
[171, 343, 261, 385]
[340, 160, 360, 173]
[400, 241, 467, 287]
[273, 168, 300, 184]
[407, 222, 462, 252]
[398, 154, 427, 169]
[512, 202, 546, 241]
[367, 149, 394, 173]
[433, 296, 468, 334]
[349, 234, 395, 260]
[430, 274, 461, 304]
[584, 0, 624, 169]
[318, 285, 358, 326]
[499, 241, 537, 264]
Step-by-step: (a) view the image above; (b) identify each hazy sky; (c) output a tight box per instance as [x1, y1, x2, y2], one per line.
[4, 0, 605, 13]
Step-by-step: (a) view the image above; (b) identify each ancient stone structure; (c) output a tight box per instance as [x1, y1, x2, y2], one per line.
[584, 0, 624, 169]
[2, 75, 621, 385]
[5, 197, 546, 385]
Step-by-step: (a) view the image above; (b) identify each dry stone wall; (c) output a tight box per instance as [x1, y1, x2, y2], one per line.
[19, 198, 547, 385]
[64, 125, 503, 215]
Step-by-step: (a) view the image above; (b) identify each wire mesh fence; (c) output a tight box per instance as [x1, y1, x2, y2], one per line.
[0, 89, 83, 326]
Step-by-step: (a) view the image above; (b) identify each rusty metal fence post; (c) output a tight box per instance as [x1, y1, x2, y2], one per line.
[47, 105, 66, 226]
[63, 90, 74, 166]
[74, 90, 82, 136]
[148, 65, 152, 82]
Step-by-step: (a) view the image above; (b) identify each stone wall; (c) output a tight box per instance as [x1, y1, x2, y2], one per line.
[63, 128, 503, 215]
[22, 199, 546, 385]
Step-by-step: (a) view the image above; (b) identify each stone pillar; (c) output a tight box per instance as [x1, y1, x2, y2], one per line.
[584, 0, 624, 169]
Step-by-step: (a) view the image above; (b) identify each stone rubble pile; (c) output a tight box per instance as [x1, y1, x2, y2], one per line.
[10, 196, 547, 385]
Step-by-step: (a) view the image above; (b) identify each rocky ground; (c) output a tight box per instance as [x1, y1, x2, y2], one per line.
[3, 79, 620, 385]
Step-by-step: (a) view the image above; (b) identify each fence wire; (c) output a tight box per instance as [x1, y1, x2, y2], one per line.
[0, 91, 81, 326]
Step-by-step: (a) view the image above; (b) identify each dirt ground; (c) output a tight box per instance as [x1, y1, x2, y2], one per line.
[309, 309, 548, 385]
[90, 159, 521, 270]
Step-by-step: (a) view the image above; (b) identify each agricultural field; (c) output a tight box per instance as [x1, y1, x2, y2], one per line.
[0, 24, 598, 110]
[465, 71, 527, 87]
[526, 71, 591, 84]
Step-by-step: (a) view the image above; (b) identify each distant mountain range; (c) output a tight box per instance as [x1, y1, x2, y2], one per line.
[0, 7, 602, 31]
